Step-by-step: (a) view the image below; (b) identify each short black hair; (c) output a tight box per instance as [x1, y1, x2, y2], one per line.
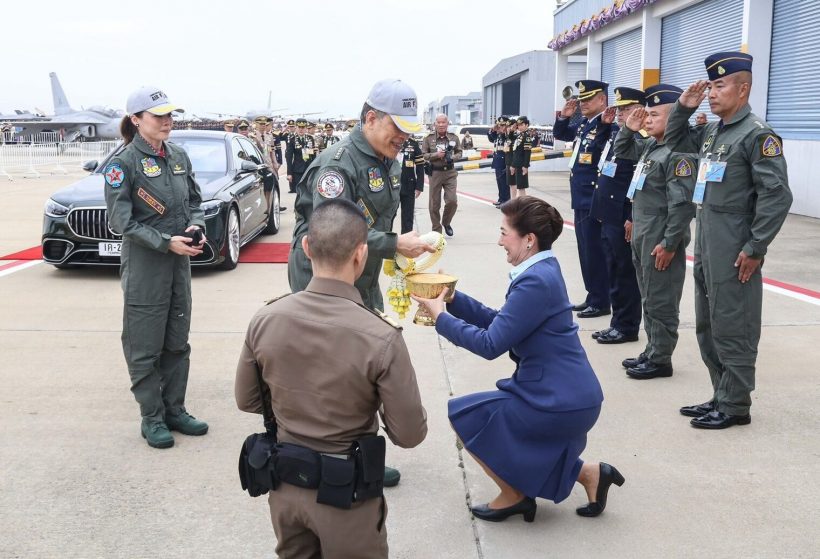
[307, 198, 368, 268]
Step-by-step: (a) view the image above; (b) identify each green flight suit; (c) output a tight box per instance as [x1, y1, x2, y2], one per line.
[614, 128, 696, 365]
[664, 102, 792, 415]
[288, 126, 401, 311]
[104, 134, 205, 422]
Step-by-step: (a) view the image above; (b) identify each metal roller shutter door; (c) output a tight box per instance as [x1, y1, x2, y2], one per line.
[660, 0, 744, 116]
[601, 27, 643, 103]
[568, 62, 586, 87]
[767, 0, 820, 139]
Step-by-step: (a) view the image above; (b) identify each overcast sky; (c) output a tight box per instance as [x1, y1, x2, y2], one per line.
[3, 0, 556, 120]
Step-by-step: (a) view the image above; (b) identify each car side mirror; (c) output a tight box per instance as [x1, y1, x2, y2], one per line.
[239, 160, 266, 173]
[82, 160, 98, 172]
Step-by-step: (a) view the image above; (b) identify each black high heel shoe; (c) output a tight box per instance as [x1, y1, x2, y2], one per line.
[576, 463, 625, 517]
[471, 496, 537, 523]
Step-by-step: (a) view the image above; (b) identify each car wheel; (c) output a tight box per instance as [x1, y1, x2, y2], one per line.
[221, 205, 240, 270]
[264, 188, 281, 234]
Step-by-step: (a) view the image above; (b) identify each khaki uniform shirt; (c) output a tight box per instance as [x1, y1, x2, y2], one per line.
[421, 132, 462, 171]
[235, 277, 428, 454]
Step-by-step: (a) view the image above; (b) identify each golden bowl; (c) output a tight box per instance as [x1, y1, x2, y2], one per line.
[406, 273, 458, 326]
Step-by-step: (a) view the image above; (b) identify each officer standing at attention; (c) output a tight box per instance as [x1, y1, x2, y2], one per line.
[398, 135, 425, 233]
[283, 119, 297, 192]
[614, 85, 697, 379]
[422, 114, 462, 237]
[236, 119, 251, 138]
[237, 199, 427, 558]
[504, 117, 519, 200]
[286, 118, 316, 195]
[223, 120, 235, 133]
[488, 116, 510, 207]
[664, 52, 792, 429]
[317, 123, 340, 154]
[288, 79, 435, 487]
[589, 87, 645, 345]
[509, 116, 532, 196]
[553, 80, 612, 318]
[104, 86, 209, 449]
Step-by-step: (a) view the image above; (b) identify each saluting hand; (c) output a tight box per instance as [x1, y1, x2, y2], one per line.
[680, 80, 709, 109]
[651, 244, 674, 271]
[625, 106, 647, 132]
[601, 106, 616, 124]
[561, 99, 578, 118]
[734, 251, 762, 283]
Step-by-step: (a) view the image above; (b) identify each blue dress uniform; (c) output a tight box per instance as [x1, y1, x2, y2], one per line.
[488, 117, 510, 205]
[553, 80, 611, 314]
[589, 87, 644, 343]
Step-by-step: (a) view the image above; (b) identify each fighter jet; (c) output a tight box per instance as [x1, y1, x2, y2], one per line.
[4, 73, 124, 141]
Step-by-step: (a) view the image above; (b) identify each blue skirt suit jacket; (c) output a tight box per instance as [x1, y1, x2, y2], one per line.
[435, 255, 604, 502]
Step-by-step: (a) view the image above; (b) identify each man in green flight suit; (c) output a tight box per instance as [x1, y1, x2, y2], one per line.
[663, 51, 792, 429]
[613, 85, 696, 380]
[288, 78, 436, 485]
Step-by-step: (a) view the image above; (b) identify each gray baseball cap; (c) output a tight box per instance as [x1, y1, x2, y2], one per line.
[126, 86, 184, 116]
[365, 79, 422, 134]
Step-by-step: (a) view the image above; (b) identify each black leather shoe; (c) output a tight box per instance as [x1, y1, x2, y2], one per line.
[622, 352, 647, 369]
[572, 302, 589, 312]
[279, 206, 287, 212]
[576, 463, 625, 518]
[596, 328, 639, 344]
[690, 411, 751, 430]
[626, 360, 673, 379]
[591, 327, 613, 340]
[444, 225, 454, 237]
[471, 497, 537, 523]
[679, 401, 715, 418]
[577, 306, 611, 318]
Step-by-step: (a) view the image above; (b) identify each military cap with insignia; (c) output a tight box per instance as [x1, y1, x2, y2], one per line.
[253, 115, 271, 124]
[324, 123, 334, 131]
[224, 120, 235, 127]
[296, 118, 308, 127]
[286, 119, 295, 126]
[576, 79, 608, 101]
[704, 51, 753, 81]
[613, 86, 645, 107]
[237, 119, 250, 129]
[516, 116, 530, 125]
[644, 84, 683, 107]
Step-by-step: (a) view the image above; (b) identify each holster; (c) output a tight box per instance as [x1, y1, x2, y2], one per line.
[238, 431, 279, 497]
[353, 435, 386, 502]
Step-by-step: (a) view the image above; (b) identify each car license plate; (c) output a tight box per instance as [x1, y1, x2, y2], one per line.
[99, 241, 122, 257]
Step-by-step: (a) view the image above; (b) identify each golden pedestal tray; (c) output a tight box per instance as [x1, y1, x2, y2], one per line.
[406, 273, 458, 326]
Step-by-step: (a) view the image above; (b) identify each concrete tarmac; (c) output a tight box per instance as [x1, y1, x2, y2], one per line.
[1, 163, 818, 558]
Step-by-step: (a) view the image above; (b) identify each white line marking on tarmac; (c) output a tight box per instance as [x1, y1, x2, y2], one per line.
[0, 260, 42, 278]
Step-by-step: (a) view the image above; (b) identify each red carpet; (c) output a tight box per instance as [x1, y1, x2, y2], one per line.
[238, 242, 290, 263]
[0, 246, 42, 260]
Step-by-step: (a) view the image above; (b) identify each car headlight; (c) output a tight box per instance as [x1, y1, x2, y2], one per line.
[201, 199, 223, 218]
[45, 198, 70, 218]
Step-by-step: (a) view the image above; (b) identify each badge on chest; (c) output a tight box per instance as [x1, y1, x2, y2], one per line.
[368, 167, 385, 192]
[141, 157, 161, 178]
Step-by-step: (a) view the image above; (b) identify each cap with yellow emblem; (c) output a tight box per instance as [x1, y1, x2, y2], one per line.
[613, 87, 645, 107]
[575, 80, 608, 101]
[236, 119, 250, 129]
[295, 118, 308, 128]
[704, 51, 753, 81]
[644, 84, 683, 107]
[286, 119, 296, 126]
[324, 123, 334, 131]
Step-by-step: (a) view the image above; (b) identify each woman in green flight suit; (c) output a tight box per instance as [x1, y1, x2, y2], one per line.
[104, 86, 209, 449]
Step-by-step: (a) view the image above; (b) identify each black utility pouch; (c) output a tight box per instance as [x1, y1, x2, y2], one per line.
[274, 443, 321, 489]
[354, 435, 386, 502]
[316, 455, 356, 509]
[238, 432, 279, 497]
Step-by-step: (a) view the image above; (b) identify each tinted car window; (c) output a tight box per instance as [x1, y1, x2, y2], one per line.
[237, 137, 263, 163]
[170, 138, 227, 173]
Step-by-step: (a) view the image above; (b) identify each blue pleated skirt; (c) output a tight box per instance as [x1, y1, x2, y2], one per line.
[449, 390, 601, 503]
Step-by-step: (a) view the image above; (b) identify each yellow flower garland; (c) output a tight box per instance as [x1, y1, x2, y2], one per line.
[383, 232, 447, 318]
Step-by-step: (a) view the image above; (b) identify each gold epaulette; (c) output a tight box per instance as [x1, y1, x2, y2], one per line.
[264, 293, 292, 305]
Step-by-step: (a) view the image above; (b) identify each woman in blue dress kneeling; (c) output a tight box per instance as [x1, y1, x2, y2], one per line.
[413, 196, 624, 523]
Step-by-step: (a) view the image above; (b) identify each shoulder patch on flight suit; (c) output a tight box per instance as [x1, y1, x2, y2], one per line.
[674, 158, 693, 177]
[264, 293, 292, 305]
[760, 134, 783, 157]
[104, 163, 124, 187]
[317, 170, 345, 198]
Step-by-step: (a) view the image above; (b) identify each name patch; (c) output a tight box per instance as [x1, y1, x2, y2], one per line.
[172, 163, 185, 175]
[137, 187, 165, 214]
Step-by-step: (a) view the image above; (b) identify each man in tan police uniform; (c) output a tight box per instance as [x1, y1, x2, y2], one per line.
[422, 113, 462, 236]
[236, 198, 427, 558]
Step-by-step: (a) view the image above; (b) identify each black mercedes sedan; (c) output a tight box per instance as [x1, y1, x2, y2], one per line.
[42, 130, 282, 270]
